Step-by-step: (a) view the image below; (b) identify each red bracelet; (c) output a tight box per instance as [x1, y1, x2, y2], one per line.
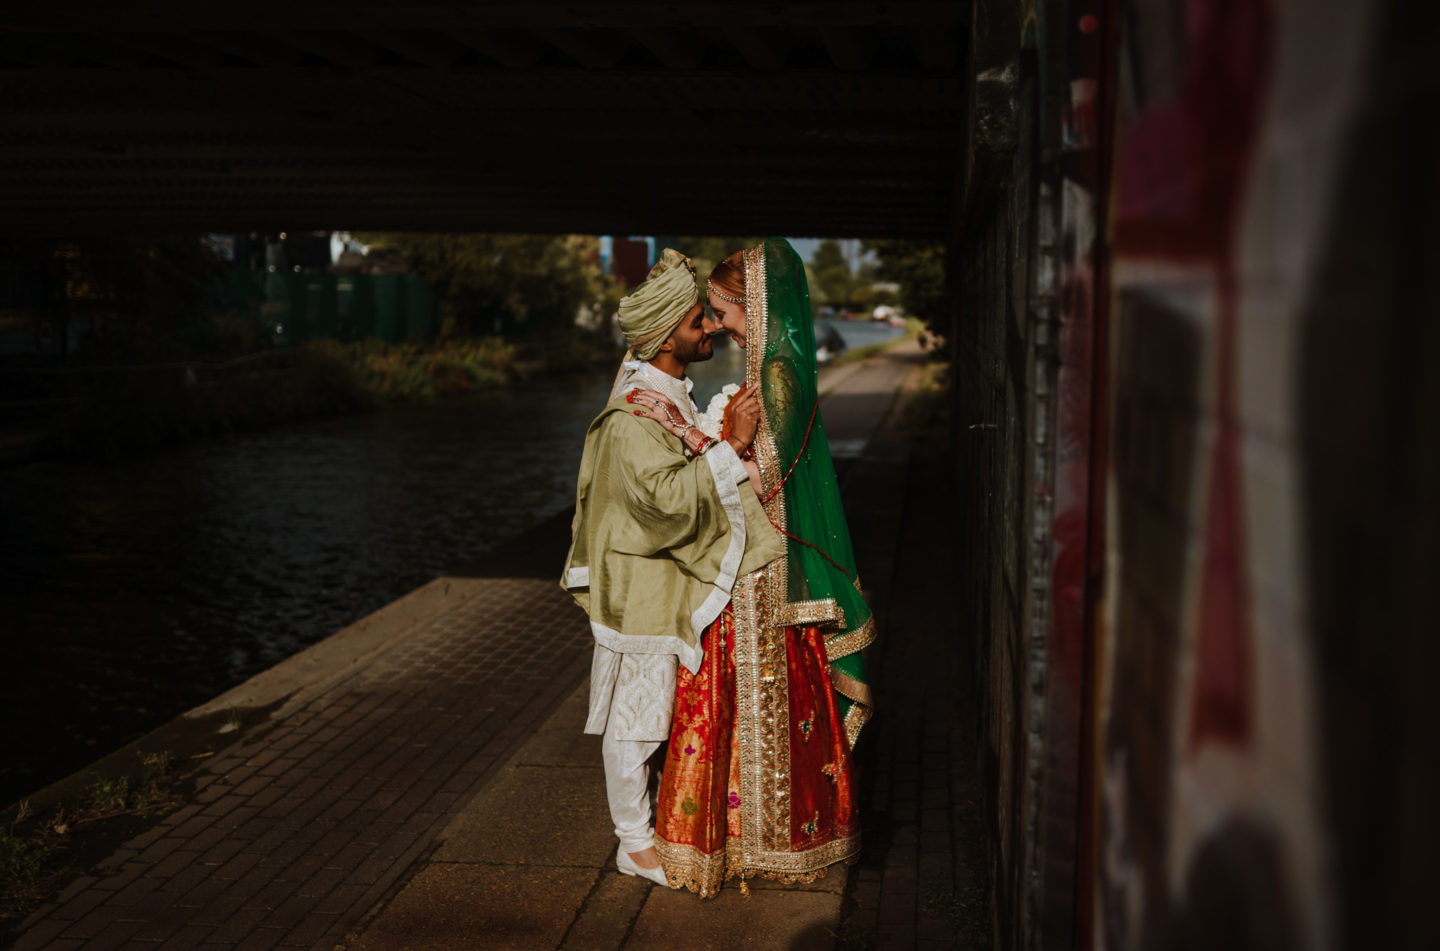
[686, 427, 713, 454]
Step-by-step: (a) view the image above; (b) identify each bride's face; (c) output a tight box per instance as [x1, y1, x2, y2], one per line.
[707, 289, 747, 347]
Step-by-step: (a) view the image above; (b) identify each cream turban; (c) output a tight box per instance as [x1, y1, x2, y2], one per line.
[617, 248, 699, 360]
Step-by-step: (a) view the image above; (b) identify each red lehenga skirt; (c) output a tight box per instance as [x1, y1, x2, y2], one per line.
[654, 606, 859, 897]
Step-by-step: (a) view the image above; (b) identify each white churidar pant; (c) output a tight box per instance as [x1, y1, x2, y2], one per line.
[590, 645, 676, 854]
[601, 720, 664, 854]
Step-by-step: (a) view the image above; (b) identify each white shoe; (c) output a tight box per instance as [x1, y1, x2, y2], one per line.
[617, 849, 669, 886]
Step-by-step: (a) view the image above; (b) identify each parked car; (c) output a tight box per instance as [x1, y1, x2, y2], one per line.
[815, 321, 848, 365]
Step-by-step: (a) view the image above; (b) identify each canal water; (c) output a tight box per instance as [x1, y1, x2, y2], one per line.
[0, 322, 897, 805]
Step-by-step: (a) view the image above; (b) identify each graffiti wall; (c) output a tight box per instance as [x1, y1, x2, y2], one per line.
[961, 0, 1437, 948]
[1096, 0, 1437, 948]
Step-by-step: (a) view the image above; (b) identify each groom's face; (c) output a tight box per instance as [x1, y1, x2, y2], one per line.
[664, 304, 716, 366]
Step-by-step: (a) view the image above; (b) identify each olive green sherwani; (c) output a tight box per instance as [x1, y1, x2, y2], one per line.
[563, 387, 783, 737]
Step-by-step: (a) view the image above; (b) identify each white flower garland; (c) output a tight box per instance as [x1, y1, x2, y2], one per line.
[695, 383, 741, 439]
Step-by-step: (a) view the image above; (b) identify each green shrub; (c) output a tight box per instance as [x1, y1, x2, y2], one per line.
[316, 337, 516, 402]
[0, 827, 43, 885]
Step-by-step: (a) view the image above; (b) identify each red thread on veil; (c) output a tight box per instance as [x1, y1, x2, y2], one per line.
[760, 401, 819, 505]
[768, 517, 855, 580]
[757, 401, 854, 579]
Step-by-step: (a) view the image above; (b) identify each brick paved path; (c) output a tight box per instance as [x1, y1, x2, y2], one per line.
[342, 343, 988, 951]
[839, 412, 988, 951]
[10, 341, 989, 951]
[12, 573, 593, 951]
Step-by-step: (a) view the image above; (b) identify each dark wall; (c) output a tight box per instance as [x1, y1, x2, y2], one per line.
[1297, 3, 1439, 948]
[953, 24, 1058, 951]
[956, 0, 1109, 947]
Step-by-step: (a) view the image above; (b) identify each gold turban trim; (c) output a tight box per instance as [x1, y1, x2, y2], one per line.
[616, 248, 699, 361]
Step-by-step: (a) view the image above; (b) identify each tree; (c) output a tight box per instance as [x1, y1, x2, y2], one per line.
[860, 239, 947, 333]
[809, 238, 856, 309]
[354, 233, 621, 338]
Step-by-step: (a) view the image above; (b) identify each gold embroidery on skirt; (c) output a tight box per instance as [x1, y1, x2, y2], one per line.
[656, 832, 860, 897]
[654, 837, 728, 898]
[777, 597, 845, 629]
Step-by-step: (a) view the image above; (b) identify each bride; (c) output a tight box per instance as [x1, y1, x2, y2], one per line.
[629, 237, 876, 896]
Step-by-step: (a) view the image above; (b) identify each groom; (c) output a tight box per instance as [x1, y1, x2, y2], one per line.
[562, 249, 783, 884]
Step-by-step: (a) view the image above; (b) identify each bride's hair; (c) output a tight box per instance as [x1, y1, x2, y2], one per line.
[707, 251, 745, 301]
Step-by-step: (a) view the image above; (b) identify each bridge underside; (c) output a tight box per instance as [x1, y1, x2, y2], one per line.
[0, 2, 971, 237]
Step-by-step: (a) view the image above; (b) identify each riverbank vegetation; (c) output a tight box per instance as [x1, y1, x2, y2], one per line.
[1, 233, 628, 460]
[1, 233, 944, 462]
[354, 233, 625, 339]
[312, 337, 515, 402]
[1, 751, 179, 925]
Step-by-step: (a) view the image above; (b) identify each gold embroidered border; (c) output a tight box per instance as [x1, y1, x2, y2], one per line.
[761, 614, 791, 852]
[844, 702, 872, 749]
[831, 669, 873, 708]
[739, 831, 862, 876]
[776, 598, 845, 630]
[725, 835, 745, 870]
[732, 570, 762, 861]
[742, 246, 773, 509]
[734, 566, 795, 865]
[739, 864, 830, 888]
[743, 245, 794, 639]
[655, 837, 728, 898]
[655, 833, 860, 899]
[824, 614, 875, 661]
[838, 575, 875, 749]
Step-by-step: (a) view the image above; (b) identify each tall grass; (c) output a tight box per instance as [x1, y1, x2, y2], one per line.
[312, 337, 515, 402]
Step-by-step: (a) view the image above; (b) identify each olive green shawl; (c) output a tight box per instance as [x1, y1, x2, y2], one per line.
[562, 397, 784, 673]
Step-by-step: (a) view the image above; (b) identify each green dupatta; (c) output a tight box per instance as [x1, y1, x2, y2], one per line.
[741, 238, 875, 744]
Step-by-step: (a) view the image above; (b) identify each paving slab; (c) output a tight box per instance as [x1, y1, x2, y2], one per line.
[350, 864, 598, 951]
[558, 871, 652, 951]
[433, 764, 613, 867]
[511, 724, 605, 769]
[625, 886, 842, 950]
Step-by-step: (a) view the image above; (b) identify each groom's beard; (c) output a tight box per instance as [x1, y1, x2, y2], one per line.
[673, 336, 715, 366]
